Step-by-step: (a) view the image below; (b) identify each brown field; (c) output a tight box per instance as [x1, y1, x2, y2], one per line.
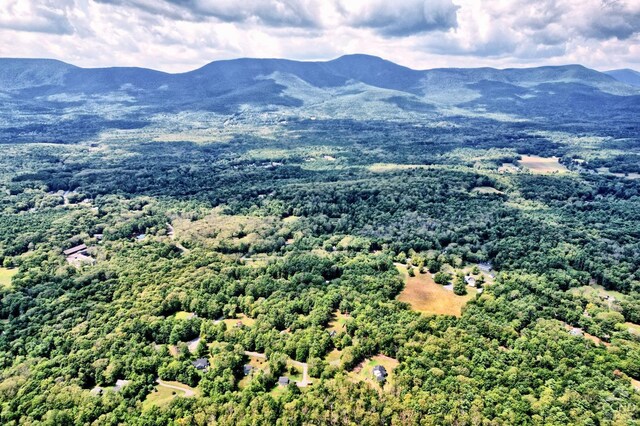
[518, 155, 568, 174]
[471, 186, 504, 194]
[348, 354, 399, 392]
[396, 265, 476, 317]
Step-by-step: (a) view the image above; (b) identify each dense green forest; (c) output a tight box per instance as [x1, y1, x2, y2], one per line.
[1, 114, 639, 425]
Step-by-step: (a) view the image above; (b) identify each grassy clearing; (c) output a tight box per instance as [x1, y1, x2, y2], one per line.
[327, 311, 350, 333]
[396, 265, 476, 317]
[174, 311, 195, 320]
[596, 167, 640, 180]
[471, 186, 504, 194]
[0, 268, 17, 288]
[348, 355, 399, 392]
[368, 163, 429, 173]
[142, 381, 198, 410]
[172, 209, 279, 249]
[567, 284, 627, 303]
[325, 348, 342, 366]
[223, 313, 256, 329]
[518, 155, 568, 174]
[625, 322, 640, 336]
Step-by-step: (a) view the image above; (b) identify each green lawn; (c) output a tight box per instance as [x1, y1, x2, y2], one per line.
[142, 385, 184, 410]
[142, 381, 198, 410]
[174, 311, 195, 320]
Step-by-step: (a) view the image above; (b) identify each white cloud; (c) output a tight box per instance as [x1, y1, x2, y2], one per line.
[0, 0, 638, 72]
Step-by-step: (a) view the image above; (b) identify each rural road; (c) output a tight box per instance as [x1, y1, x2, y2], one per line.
[156, 379, 196, 397]
[243, 351, 310, 387]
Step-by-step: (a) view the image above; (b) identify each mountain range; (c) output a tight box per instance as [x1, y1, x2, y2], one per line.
[1, 54, 640, 142]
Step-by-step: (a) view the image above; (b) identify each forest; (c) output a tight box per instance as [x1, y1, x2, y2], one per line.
[1, 111, 639, 425]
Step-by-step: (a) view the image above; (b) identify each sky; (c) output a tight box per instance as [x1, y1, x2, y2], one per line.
[0, 0, 639, 72]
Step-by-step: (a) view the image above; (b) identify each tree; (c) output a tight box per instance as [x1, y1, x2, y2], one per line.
[453, 274, 467, 296]
[434, 272, 451, 285]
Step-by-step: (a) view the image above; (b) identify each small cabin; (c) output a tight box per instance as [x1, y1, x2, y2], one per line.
[372, 365, 387, 382]
[278, 376, 290, 386]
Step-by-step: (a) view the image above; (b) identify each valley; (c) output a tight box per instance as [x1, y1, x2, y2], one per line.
[0, 56, 639, 425]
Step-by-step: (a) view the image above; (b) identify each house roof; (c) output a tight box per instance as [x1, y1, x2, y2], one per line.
[192, 358, 210, 369]
[243, 365, 253, 375]
[63, 244, 87, 255]
[278, 376, 290, 385]
[373, 365, 387, 378]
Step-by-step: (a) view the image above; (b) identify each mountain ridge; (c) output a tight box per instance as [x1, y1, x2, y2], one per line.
[1, 54, 639, 131]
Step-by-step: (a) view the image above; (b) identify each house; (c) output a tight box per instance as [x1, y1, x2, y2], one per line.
[372, 365, 387, 382]
[192, 358, 210, 370]
[243, 365, 253, 376]
[464, 275, 476, 287]
[328, 330, 337, 338]
[66, 252, 96, 267]
[478, 262, 493, 272]
[89, 386, 103, 396]
[236, 321, 244, 328]
[113, 379, 130, 392]
[569, 327, 584, 337]
[278, 376, 290, 386]
[63, 244, 87, 256]
[93, 234, 103, 241]
[136, 233, 146, 241]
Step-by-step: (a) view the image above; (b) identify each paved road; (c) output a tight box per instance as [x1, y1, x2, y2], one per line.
[156, 379, 196, 397]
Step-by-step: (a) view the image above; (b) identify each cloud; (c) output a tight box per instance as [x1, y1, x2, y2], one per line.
[581, 0, 640, 40]
[0, 0, 75, 35]
[94, 0, 325, 28]
[338, 0, 459, 36]
[0, 0, 639, 73]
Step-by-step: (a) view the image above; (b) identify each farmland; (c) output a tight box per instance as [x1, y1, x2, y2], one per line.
[518, 155, 569, 174]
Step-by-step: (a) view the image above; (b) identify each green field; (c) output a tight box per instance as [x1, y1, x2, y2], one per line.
[0, 268, 17, 288]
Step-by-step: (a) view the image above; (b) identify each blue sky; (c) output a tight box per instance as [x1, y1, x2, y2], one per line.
[1, 0, 639, 72]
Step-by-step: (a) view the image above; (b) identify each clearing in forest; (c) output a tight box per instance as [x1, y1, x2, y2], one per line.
[0, 268, 17, 288]
[596, 167, 640, 179]
[223, 313, 256, 328]
[396, 265, 476, 317]
[368, 163, 429, 172]
[327, 311, 350, 333]
[174, 311, 196, 320]
[142, 380, 198, 410]
[349, 354, 399, 392]
[518, 155, 568, 174]
[471, 186, 504, 194]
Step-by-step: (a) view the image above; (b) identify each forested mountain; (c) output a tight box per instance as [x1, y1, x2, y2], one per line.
[1, 56, 640, 425]
[606, 69, 640, 87]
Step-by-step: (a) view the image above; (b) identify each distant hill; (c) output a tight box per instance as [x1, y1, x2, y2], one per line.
[1, 55, 639, 134]
[605, 69, 640, 87]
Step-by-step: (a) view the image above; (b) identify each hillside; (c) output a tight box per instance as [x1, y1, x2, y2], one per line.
[1, 55, 638, 117]
[1, 55, 640, 425]
[606, 69, 640, 87]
